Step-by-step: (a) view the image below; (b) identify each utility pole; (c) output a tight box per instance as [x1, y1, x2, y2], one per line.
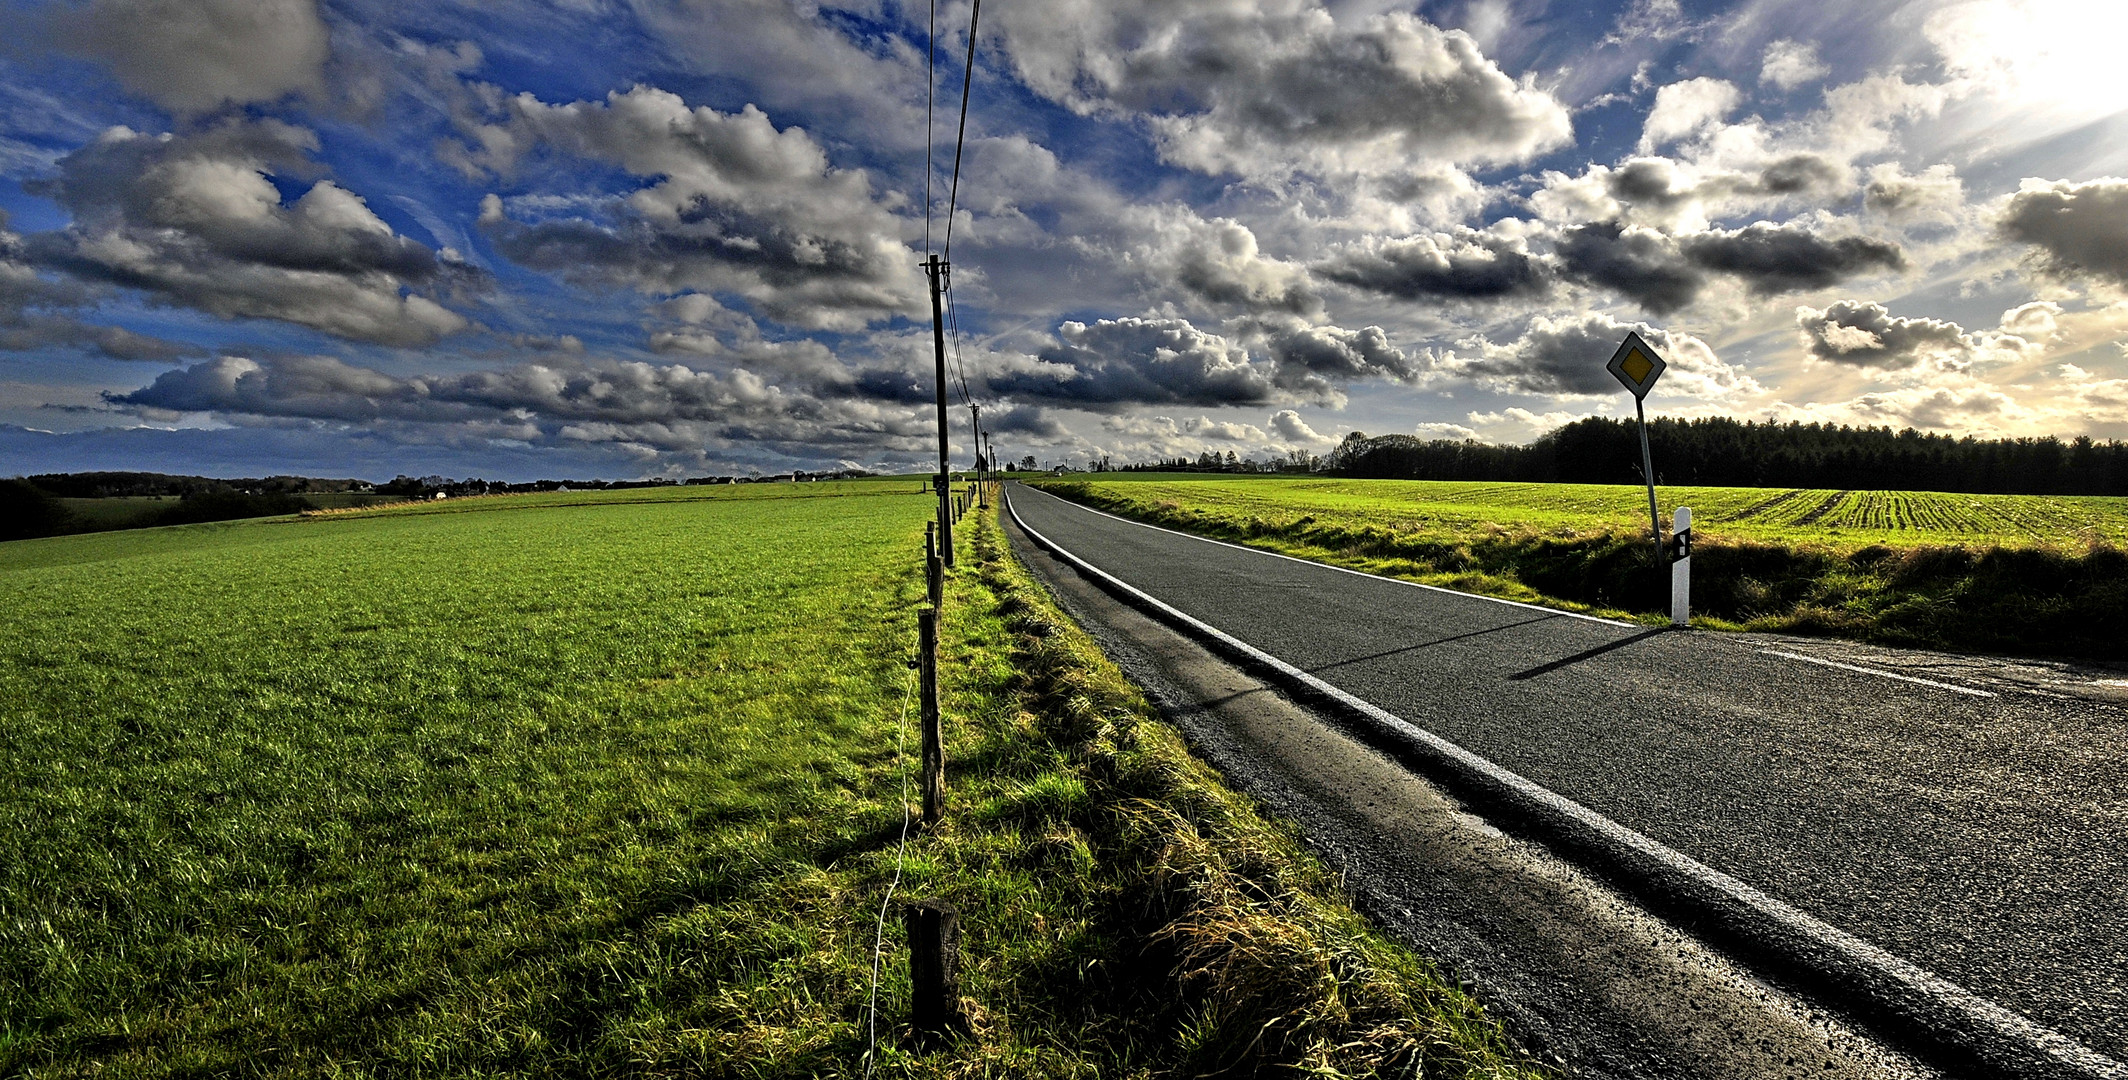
[970, 405, 983, 508]
[924, 254, 954, 567]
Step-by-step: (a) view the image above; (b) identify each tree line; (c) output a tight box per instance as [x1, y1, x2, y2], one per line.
[1329, 417, 2128, 495]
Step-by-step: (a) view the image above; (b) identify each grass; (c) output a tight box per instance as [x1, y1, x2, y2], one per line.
[1, 482, 1542, 1077]
[1032, 477, 2128, 658]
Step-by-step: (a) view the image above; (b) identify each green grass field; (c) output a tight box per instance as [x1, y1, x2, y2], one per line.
[1043, 476, 2128, 549]
[1, 483, 1536, 1077]
[1034, 477, 2128, 657]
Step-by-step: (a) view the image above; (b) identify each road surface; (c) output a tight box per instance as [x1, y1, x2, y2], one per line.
[1004, 483, 2127, 1075]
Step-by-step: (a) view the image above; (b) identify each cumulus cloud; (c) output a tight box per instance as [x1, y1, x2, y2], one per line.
[991, 317, 1278, 408]
[466, 86, 919, 331]
[992, 4, 1570, 184]
[1760, 40, 1829, 91]
[1639, 78, 1740, 152]
[1315, 229, 1547, 301]
[1795, 300, 2042, 372]
[2000, 178, 2128, 286]
[1677, 222, 1903, 294]
[53, 0, 329, 117]
[23, 121, 471, 346]
[1269, 409, 1329, 444]
[1134, 213, 1320, 316]
[1440, 312, 1754, 398]
[1552, 222, 1702, 313]
[1245, 316, 1421, 405]
[1864, 163, 1964, 220]
[107, 352, 955, 461]
[1554, 220, 1901, 313]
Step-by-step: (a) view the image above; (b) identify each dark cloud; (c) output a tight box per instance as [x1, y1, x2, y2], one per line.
[2000, 178, 2128, 286]
[1556, 220, 1902, 313]
[22, 120, 471, 346]
[1554, 222, 1704, 314]
[1679, 223, 1903, 294]
[0, 314, 206, 362]
[1316, 232, 1548, 301]
[51, 0, 329, 117]
[107, 352, 959, 465]
[1757, 154, 1843, 195]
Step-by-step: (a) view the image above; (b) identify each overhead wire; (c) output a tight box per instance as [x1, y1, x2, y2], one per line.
[941, 0, 984, 454]
[942, 0, 983, 260]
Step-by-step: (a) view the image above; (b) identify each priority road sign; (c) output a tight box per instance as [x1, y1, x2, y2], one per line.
[1606, 331, 1666, 400]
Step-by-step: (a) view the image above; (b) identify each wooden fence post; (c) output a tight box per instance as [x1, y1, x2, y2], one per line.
[926, 523, 942, 608]
[904, 898, 965, 1043]
[918, 607, 944, 824]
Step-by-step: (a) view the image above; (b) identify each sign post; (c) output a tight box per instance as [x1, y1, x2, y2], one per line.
[1670, 505, 1692, 627]
[1606, 331, 1668, 571]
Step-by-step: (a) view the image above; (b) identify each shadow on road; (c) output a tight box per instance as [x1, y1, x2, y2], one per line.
[1507, 628, 1668, 681]
[1308, 613, 1565, 675]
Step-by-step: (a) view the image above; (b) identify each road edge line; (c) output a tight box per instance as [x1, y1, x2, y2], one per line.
[1004, 483, 2125, 1080]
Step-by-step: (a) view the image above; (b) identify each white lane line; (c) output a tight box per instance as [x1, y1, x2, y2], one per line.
[1016, 483, 1636, 628]
[1759, 649, 1996, 698]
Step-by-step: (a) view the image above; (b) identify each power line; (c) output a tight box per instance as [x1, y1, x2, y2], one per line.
[942, 0, 982, 259]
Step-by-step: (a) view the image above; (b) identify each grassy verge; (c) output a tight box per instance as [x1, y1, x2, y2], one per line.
[0, 485, 1540, 1077]
[1034, 479, 2128, 658]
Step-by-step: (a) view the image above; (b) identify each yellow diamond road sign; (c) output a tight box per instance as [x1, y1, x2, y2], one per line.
[1606, 331, 1666, 400]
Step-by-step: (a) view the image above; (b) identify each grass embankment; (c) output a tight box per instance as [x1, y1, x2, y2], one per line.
[1, 483, 1538, 1077]
[1034, 477, 2128, 658]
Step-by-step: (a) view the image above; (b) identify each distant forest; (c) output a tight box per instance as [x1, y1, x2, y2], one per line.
[1328, 418, 2128, 496]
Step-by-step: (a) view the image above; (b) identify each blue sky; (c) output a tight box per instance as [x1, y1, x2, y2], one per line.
[4, 0, 2127, 480]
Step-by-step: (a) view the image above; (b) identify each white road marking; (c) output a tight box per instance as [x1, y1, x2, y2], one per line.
[1759, 650, 1996, 698]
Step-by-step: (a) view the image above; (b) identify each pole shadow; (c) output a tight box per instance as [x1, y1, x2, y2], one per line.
[1506, 628, 1668, 681]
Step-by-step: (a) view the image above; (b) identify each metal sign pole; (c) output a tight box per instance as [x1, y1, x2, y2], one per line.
[1636, 395, 1661, 562]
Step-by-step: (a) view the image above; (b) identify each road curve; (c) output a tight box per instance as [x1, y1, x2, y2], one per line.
[1004, 483, 2128, 1078]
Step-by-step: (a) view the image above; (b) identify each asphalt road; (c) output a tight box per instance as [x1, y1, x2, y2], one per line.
[1005, 483, 2128, 1066]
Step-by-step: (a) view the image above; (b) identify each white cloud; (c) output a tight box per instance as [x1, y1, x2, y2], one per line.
[992, 4, 1570, 185]
[1270, 409, 1330, 444]
[1441, 311, 1756, 399]
[23, 121, 471, 346]
[465, 86, 920, 331]
[1759, 40, 1828, 91]
[1638, 78, 1740, 153]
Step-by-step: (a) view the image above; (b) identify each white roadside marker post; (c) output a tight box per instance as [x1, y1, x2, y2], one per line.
[1670, 505, 1692, 628]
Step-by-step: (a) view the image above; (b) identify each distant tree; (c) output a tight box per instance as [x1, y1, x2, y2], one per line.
[1020, 454, 1038, 471]
[0, 480, 79, 540]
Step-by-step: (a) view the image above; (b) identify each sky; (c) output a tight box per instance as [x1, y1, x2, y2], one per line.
[3, 0, 2128, 481]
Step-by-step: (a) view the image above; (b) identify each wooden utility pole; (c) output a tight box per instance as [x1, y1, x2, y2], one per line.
[970, 405, 982, 508]
[925, 255, 954, 568]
